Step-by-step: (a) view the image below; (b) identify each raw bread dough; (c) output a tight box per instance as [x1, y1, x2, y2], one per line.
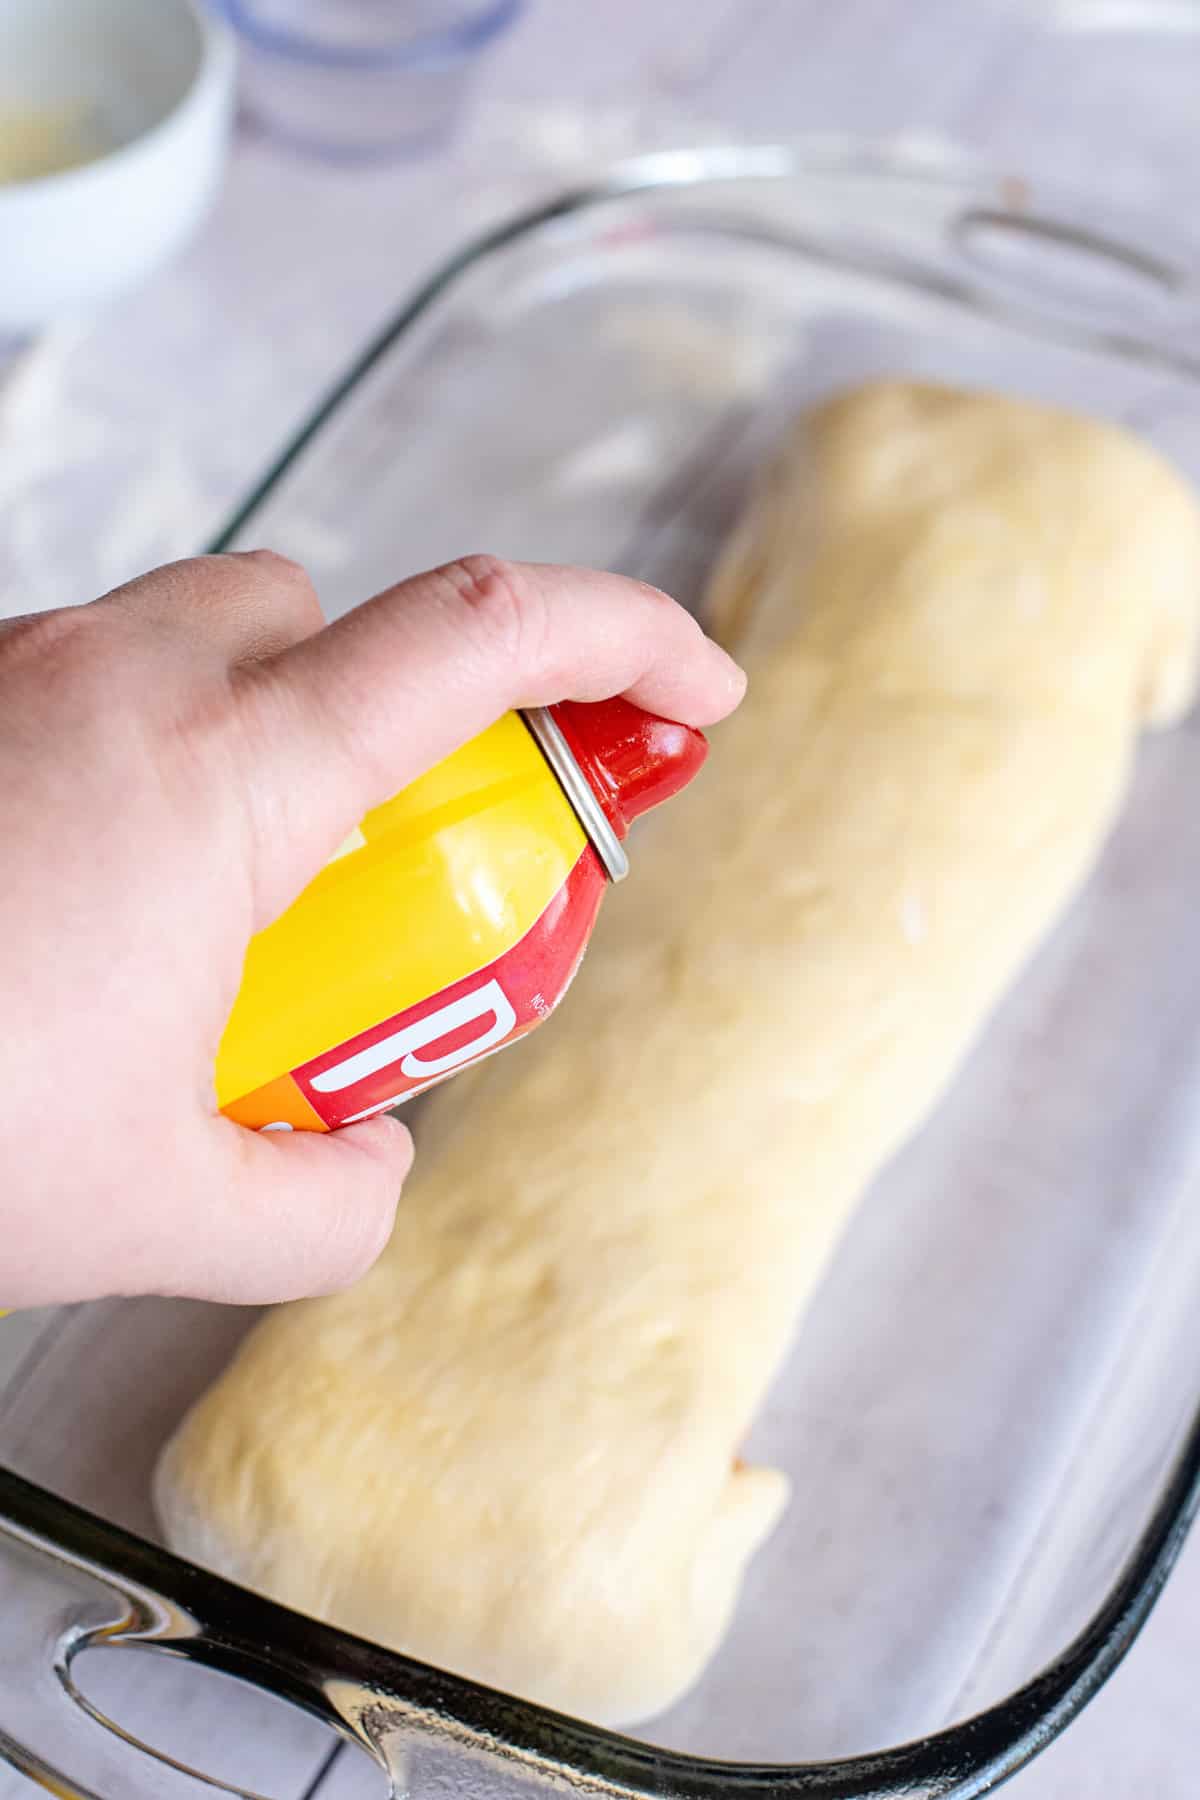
[155, 382, 1200, 1726]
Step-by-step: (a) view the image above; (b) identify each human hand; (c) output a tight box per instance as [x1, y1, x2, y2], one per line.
[0, 553, 744, 1309]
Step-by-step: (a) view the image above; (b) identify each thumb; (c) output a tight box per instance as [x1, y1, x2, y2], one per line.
[156, 1114, 413, 1304]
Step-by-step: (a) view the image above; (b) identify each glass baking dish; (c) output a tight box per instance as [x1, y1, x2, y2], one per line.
[5, 142, 1200, 1800]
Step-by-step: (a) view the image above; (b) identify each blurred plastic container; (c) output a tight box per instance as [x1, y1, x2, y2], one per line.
[220, 0, 524, 159]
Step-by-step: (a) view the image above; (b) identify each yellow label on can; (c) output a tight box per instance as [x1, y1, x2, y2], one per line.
[217, 712, 588, 1121]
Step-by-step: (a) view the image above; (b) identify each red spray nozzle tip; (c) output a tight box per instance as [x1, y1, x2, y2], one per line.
[550, 697, 708, 840]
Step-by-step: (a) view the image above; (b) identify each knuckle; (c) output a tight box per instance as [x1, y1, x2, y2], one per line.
[227, 550, 323, 625]
[442, 553, 520, 621]
[233, 548, 313, 587]
[440, 554, 546, 667]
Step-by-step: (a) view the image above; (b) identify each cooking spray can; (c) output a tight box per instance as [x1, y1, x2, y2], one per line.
[218, 699, 707, 1131]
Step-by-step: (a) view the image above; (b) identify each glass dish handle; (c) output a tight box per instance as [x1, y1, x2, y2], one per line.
[0, 1469, 385, 1800]
[578, 144, 1200, 344]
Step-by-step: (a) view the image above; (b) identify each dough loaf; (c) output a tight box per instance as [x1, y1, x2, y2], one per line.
[155, 382, 1200, 1725]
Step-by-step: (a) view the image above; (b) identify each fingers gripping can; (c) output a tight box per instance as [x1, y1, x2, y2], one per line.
[218, 700, 708, 1132]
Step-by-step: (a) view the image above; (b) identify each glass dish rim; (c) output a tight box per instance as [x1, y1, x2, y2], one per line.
[206, 137, 1200, 556]
[4, 139, 1200, 1799]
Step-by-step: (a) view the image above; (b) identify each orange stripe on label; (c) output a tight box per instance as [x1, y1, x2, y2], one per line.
[224, 1073, 328, 1133]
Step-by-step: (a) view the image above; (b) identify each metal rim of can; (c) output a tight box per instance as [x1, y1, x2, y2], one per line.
[521, 708, 630, 884]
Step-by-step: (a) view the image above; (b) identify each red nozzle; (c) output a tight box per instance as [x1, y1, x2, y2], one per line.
[550, 697, 708, 840]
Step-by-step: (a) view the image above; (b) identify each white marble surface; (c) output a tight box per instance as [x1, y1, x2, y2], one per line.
[4, 1, 1200, 1794]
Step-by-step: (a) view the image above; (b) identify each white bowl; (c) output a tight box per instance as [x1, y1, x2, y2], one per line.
[0, 0, 236, 334]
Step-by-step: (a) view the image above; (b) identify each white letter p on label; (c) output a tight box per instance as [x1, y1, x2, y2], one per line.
[310, 979, 518, 1094]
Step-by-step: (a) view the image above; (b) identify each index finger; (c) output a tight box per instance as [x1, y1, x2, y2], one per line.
[234, 556, 745, 910]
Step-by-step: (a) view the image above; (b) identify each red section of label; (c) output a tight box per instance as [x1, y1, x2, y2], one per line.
[290, 848, 605, 1127]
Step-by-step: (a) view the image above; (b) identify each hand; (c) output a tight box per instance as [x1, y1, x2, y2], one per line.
[0, 553, 745, 1309]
